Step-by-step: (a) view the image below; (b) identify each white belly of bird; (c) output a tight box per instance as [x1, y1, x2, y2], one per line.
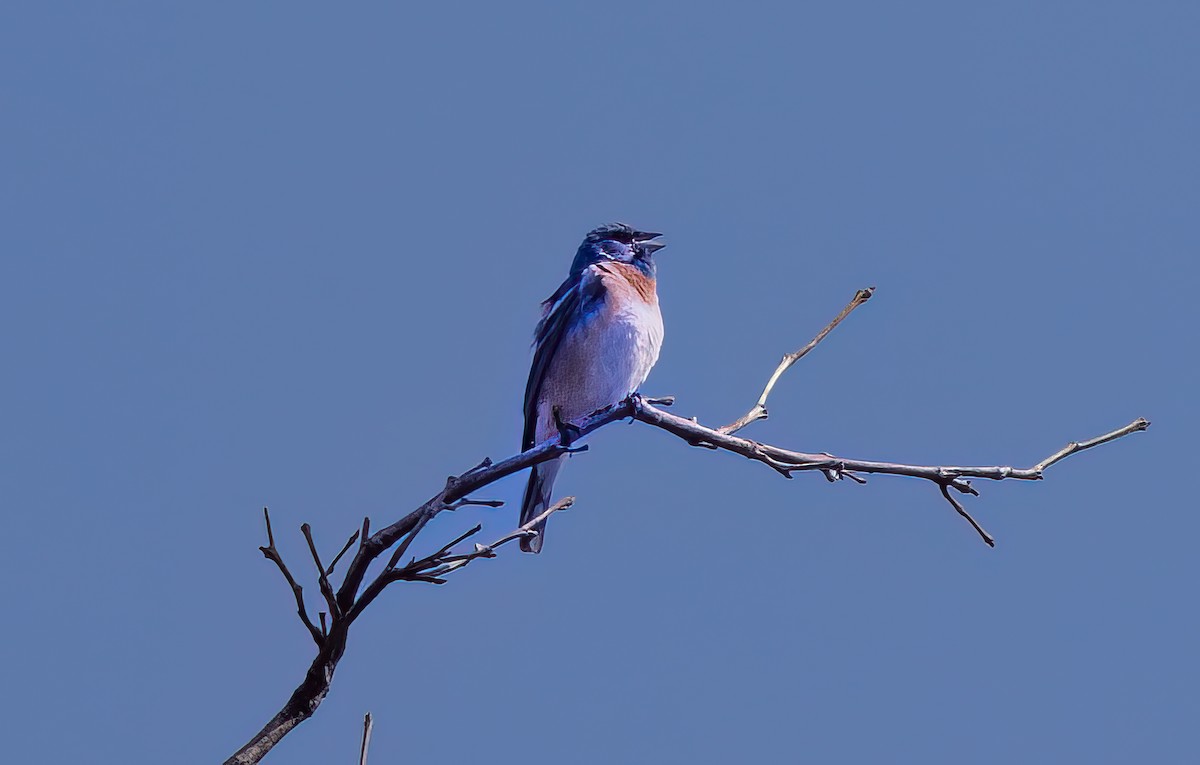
[536, 297, 663, 440]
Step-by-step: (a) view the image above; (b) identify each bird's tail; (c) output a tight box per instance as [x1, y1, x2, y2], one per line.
[519, 457, 563, 553]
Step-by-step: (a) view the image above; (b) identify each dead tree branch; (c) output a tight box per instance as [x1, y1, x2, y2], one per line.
[257, 508, 322, 648]
[721, 287, 874, 434]
[227, 286, 1148, 764]
[359, 712, 373, 765]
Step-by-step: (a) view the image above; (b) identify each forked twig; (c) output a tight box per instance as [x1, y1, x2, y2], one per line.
[257, 508, 323, 647]
[384, 497, 576, 584]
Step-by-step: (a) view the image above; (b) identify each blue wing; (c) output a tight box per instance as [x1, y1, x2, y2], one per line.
[522, 270, 606, 450]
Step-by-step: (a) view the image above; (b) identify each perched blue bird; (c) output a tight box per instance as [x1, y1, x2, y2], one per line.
[519, 223, 667, 552]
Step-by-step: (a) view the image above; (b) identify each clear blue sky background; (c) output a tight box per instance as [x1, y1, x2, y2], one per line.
[2, 3, 1195, 763]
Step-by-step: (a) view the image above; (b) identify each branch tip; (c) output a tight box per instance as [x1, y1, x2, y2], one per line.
[1033, 417, 1152, 473]
[255, 510, 323, 647]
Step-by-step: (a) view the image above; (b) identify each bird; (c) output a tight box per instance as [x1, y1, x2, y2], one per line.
[519, 223, 667, 553]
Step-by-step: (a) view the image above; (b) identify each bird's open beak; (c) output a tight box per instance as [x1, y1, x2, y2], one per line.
[633, 230, 665, 254]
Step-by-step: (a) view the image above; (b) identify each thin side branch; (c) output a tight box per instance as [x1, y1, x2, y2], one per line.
[396, 497, 576, 583]
[1034, 418, 1151, 472]
[257, 508, 323, 647]
[939, 483, 994, 547]
[326, 530, 360, 576]
[301, 524, 341, 620]
[384, 512, 432, 572]
[446, 497, 506, 510]
[721, 287, 874, 435]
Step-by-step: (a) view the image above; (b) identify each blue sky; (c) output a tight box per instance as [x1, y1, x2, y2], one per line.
[1, 3, 1195, 763]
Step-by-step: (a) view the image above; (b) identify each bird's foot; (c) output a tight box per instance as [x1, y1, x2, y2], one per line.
[552, 405, 582, 446]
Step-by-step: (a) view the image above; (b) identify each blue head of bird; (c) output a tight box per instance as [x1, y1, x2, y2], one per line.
[569, 223, 666, 278]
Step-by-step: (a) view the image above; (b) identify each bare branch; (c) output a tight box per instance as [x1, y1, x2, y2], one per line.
[257, 508, 323, 647]
[383, 511, 433, 572]
[414, 524, 487, 569]
[721, 287, 874, 435]
[401, 497, 577, 582]
[340, 511, 439, 625]
[632, 397, 1148, 544]
[233, 288, 1149, 763]
[939, 483, 994, 547]
[326, 529, 360, 576]
[446, 497, 506, 510]
[359, 713, 373, 765]
[301, 524, 340, 620]
[236, 390, 1148, 763]
[333, 402, 630, 618]
[1034, 418, 1151, 472]
[643, 398, 1146, 486]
